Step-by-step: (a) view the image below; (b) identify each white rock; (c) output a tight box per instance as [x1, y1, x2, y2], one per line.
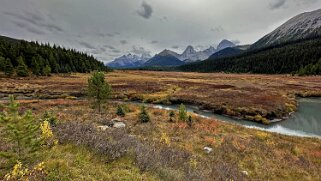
[242, 170, 249, 176]
[97, 125, 109, 131]
[204, 147, 213, 153]
[113, 122, 126, 128]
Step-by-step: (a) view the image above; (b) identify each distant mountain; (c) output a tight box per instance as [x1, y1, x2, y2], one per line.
[107, 53, 151, 68]
[217, 39, 236, 50]
[208, 47, 244, 60]
[158, 49, 180, 58]
[180, 46, 217, 63]
[252, 9, 321, 49]
[178, 36, 321, 74]
[202, 46, 216, 56]
[144, 50, 184, 67]
[180, 45, 197, 61]
[118, 39, 234, 67]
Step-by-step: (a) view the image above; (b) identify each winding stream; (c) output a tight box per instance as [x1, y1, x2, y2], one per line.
[134, 98, 321, 138]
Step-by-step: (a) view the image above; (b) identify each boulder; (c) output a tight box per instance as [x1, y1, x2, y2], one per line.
[204, 147, 213, 153]
[242, 170, 249, 176]
[97, 125, 109, 131]
[113, 122, 126, 128]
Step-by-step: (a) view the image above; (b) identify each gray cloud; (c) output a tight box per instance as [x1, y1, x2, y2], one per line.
[210, 26, 224, 32]
[107, 33, 115, 37]
[4, 11, 64, 33]
[132, 46, 151, 55]
[151, 40, 158, 44]
[120, 40, 128, 44]
[137, 1, 153, 19]
[13, 21, 45, 35]
[232, 40, 241, 45]
[100, 47, 106, 52]
[112, 49, 121, 53]
[159, 16, 168, 22]
[97, 33, 106, 37]
[79, 41, 96, 49]
[1, 0, 321, 63]
[104, 45, 116, 50]
[90, 49, 101, 55]
[97, 32, 117, 38]
[269, 0, 287, 9]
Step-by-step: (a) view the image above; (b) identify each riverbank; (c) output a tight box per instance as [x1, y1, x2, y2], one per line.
[117, 97, 321, 138]
[2, 71, 321, 124]
[1, 98, 320, 180]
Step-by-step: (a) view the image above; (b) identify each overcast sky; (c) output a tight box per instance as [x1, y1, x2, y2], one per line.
[0, 0, 320, 63]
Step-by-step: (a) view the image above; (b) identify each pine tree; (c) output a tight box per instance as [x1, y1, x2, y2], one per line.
[116, 105, 125, 117]
[43, 65, 51, 76]
[0, 96, 41, 164]
[0, 56, 5, 71]
[4, 58, 14, 76]
[16, 56, 29, 77]
[179, 103, 187, 121]
[31, 57, 41, 76]
[139, 105, 150, 123]
[187, 115, 193, 128]
[169, 110, 175, 122]
[48, 52, 58, 73]
[87, 72, 112, 113]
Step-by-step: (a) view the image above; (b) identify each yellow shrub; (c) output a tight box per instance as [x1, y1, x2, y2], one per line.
[160, 133, 171, 146]
[40, 121, 58, 146]
[4, 161, 46, 181]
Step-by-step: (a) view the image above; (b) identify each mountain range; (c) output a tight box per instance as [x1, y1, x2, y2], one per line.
[178, 8, 321, 75]
[107, 39, 236, 68]
[107, 53, 151, 68]
[110, 8, 321, 71]
[144, 50, 184, 67]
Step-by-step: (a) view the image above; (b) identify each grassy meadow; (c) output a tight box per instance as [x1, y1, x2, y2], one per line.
[1, 71, 321, 180]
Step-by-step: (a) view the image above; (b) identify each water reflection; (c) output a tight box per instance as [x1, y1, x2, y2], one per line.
[150, 98, 321, 138]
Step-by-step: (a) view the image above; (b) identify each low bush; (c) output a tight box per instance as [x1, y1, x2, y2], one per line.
[54, 121, 244, 180]
[138, 105, 150, 123]
[116, 105, 126, 117]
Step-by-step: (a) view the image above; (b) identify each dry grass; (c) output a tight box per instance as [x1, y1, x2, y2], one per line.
[1, 71, 321, 123]
[1, 99, 319, 180]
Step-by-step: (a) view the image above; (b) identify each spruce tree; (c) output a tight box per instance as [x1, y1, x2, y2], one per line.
[43, 65, 51, 76]
[0, 56, 5, 71]
[179, 103, 187, 121]
[16, 57, 29, 77]
[139, 105, 150, 123]
[31, 57, 41, 76]
[87, 72, 112, 113]
[187, 115, 193, 128]
[4, 58, 14, 76]
[116, 105, 125, 117]
[0, 96, 41, 164]
[169, 110, 175, 122]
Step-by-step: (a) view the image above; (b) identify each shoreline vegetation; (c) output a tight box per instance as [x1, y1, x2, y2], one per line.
[1, 71, 321, 124]
[1, 71, 321, 180]
[1, 97, 321, 180]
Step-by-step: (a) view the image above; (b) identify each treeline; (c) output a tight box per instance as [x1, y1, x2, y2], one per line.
[0, 36, 108, 76]
[178, 37, 321, 75]
[297, 59, 321, 76]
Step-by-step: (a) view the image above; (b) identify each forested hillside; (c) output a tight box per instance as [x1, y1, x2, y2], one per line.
[0, 36, 107, 76]
[178, 37, 321, 75]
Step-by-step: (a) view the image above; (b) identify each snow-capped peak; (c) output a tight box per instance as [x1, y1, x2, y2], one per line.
[252, 8, 321, 49]
[182, 45, 196, 55]
[217, 40, 236, 50]
[158, 49, 180, 57]
[107, 53, 151, 68]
